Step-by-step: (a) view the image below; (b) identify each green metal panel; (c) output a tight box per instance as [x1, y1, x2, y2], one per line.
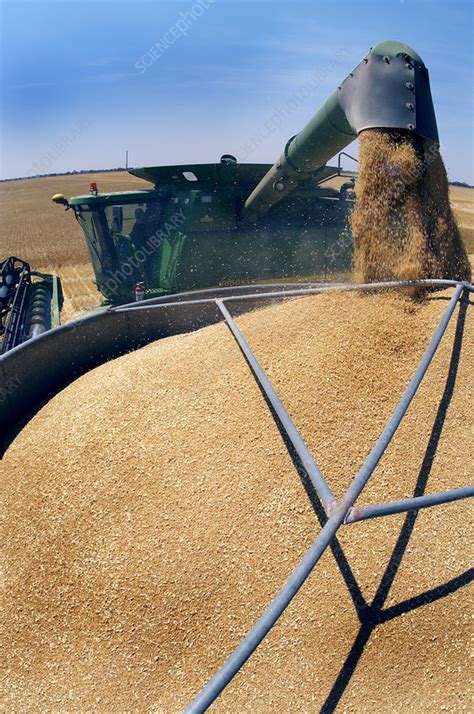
[129, 163, 272, 190]
[371, 40, 424, 65]
[69, 190, 163, 206]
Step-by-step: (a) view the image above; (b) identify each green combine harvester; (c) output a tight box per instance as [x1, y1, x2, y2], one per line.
[0, 39, 441, 440]
[51, 159, 353, 305]
[44, 40, 437, 308]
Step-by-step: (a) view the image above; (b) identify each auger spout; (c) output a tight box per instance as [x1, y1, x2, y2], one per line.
[243, 40, 438, 221]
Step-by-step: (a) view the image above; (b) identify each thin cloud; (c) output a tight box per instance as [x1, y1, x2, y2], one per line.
[9, 71, 139, 90]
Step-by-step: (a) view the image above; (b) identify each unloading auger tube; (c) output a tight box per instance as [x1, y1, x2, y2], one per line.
[243, 40, 438, 221]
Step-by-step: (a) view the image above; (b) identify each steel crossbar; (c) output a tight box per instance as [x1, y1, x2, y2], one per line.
[113, 278, 474, 315]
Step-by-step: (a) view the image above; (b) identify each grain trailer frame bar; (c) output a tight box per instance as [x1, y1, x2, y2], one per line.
[180, 280, 472, 712]
[216, 298, 336, 513]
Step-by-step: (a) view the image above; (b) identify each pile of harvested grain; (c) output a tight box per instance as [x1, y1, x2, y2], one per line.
[1, 290, 472, 711]
[352, 129, 471, 285]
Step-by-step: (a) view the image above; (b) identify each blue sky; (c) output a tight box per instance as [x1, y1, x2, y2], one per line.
[1, 0, 473, 182]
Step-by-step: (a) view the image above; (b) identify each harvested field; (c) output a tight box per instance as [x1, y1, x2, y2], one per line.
[2, 288, 472, 712]
[451, 186, 474, 254]
[351, 130, 471, 285]
[0, 172, 143, 320]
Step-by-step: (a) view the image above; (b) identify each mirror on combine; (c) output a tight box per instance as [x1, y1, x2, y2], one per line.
[51, 193, 68, 206]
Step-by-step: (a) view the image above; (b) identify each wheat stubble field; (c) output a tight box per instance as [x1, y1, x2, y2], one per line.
[0, 172, 144, 320]
[0, 172, 472, 320]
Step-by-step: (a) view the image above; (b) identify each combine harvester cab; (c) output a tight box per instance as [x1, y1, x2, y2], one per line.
[53, 160, 354, 306]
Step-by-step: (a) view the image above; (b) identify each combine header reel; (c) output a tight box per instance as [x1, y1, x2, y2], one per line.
[0, 257, 62, 355]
